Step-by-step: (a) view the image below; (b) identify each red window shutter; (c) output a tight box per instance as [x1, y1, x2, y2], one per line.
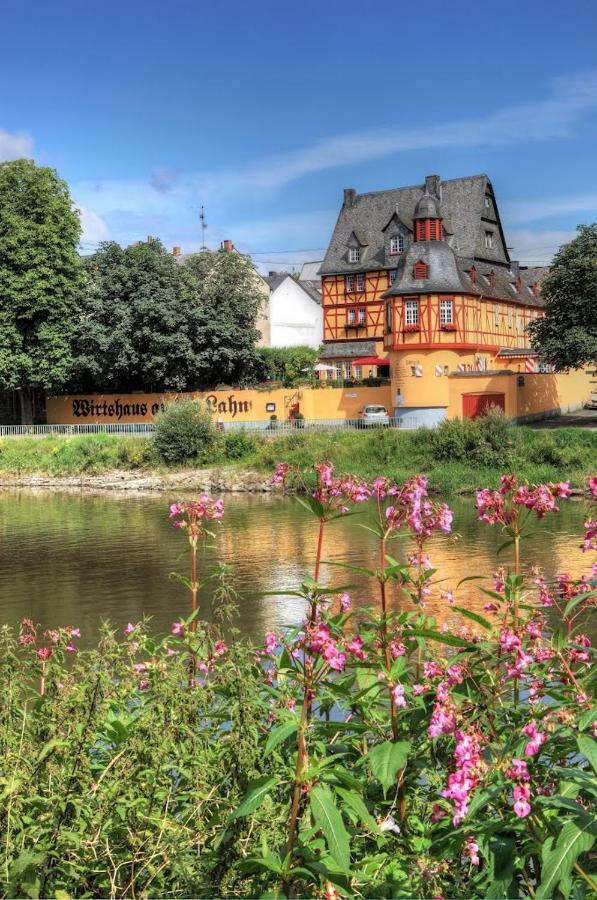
[413, 261, 428, 279]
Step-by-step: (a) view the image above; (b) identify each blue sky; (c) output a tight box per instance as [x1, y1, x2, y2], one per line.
[2, 0, 597, 271]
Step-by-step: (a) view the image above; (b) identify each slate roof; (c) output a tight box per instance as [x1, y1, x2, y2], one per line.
[319, 174, 510, 277]
[320, 340, 377, 360]
[264, 274, 322, 306]
[299, 260, 323, 281]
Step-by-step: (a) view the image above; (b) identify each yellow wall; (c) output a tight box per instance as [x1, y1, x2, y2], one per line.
[447, 369, 592, 420]
[46, 386, 393, 425]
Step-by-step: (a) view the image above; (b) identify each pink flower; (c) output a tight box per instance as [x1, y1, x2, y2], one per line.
[346, 635, 367, 660]
[513, 783, 532, 817]
[124, 623, 136, 636]
[389, 639, 406, 658]
[272, 463, 292, 484]
[589, 476, 597, 498]
[522, 720, 546, 757]
[464, 836, 480, 866]
[138, 680, 150, 691]
[171, 621, 185, 637]
[392, 684, 407, 708]
[323, 644, 346, 671]
[37, 647, 52, 661]
[441, 590, 455, 606]
[213, 640, 227, 657]
[263, 631, 278, 654]
[340, 592, 351, 612]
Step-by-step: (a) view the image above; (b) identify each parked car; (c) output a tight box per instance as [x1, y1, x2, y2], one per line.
[357, 404, 391, 427]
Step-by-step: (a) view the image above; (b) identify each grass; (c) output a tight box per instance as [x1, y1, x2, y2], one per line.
[0, 414, 595, 494]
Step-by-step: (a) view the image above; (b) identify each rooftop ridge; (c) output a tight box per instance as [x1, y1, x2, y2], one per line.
[345, 174, 488, 200]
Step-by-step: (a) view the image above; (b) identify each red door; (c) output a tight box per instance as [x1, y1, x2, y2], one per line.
[462, 393, 505, 419]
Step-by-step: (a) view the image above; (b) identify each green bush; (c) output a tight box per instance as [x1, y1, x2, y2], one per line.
[430, 408, 517, 467]
[223, 429, 257, 460]
[154, 401, 219, 465]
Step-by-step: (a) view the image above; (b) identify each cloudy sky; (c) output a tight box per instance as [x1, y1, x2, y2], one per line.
[2, 0, 597, 271]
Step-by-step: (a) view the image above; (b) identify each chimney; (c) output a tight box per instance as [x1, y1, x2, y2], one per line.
[343, 188, 356, 207]
[172, 246, 181, 256]
[425, 175, 441, 199]
[221, 239, 234, 251]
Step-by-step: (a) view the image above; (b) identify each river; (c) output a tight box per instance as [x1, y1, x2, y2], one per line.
[0, 489, 593, 644]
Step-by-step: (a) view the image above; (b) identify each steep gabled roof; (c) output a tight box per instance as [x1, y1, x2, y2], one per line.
[264, 273, 322, 306]
[319, 174, 511, 276]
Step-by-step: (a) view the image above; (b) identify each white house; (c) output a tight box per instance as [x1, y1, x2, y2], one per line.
[264, 273, 323, 348]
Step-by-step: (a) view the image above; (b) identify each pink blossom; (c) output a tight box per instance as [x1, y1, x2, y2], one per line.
[424, 661, 443, 679]
[464, 836, 480, 866]
[171, 622, 185, 637]
[441, 590, 455, 606]
[138, 680, 150, 691]
[263, 631, 278, 654]
[513, 783, 532, 817]
[65, 643, 77, 653]
[124, 623, 136, 636]
[442, 728, 487, 825]
[340, 592, 351, 612]
[412, 683, 426, 696]
[589, 476, 597, 498]
[323, 644, 346, 671]
[213, 640, 227, 657]
[37, 647, 52, 661]
[389, 639, 406, 658]
[522, 720, 546, 757]
[346, 635, 367, 660]
[483, 602, 499, 612]
[391, 684, 407, 707]
[272, 463, 292, 484]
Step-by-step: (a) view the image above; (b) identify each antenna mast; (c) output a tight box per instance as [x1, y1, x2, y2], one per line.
[199, 205, 208, 250]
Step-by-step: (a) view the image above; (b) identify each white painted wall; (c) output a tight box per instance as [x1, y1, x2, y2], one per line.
[269, 277, 323, 348]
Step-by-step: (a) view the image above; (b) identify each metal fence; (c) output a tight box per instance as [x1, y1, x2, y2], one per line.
[0, 417, 421, 438]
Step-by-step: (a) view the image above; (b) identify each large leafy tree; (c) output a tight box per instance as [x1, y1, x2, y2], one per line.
[71, 241, 265, 392]
[183, 247, 265, 385]
[528, 223, 597, 370]
[0, 159, 82, 422]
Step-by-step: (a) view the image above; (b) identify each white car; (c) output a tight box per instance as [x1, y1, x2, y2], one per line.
[358, 404, 391, 427]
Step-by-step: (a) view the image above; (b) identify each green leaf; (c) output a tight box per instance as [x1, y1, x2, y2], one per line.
[365, 741, 410, 796]
[232, 775, 279, 819]
[408, 628, 474, 649]
[451, 606, 494, 631]
[310, 784, 350, 873]
[536, 819, 595, 899]
[334, 786, 380, 834]
[577, 735, 597, 775]
[264, 720, 298, 757]
[456, 575, 486, 588]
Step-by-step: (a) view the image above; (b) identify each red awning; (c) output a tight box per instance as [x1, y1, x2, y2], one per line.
[351, 356, 390, 366]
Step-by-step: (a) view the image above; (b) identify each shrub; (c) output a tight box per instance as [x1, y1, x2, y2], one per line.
[223, 429, 257, 460]
[154, 400, 219, 465]
[430, 409, 517, 467]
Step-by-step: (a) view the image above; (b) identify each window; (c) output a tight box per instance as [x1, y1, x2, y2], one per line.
[347, 307, 356, 324]
[358, 307, 366, 325]
[348, 246, 360, 263]
[356, 274, 365, 292]
[405, 299, 419, 325]
[344, 361, 352, 379]
[494, 304, 500, 326]
[429, 220, 441, 240]
[346, 275, 355, 293]
[413, 260, 428, 280]
[484, 196, 490, 209]
[385, 301, 393, 333]
[484, 231, 494, 249]
[354, 365, 362, 380]
[440, 298, 454, 325]
[388, 269, 397, 284]
[390, 235, 404, 254]
[335, 361, 342, 380]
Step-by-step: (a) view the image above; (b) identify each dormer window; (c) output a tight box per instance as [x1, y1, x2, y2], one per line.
[484, 231, 494, 249]
[390, 235, 404, 254]
[469, 265, 477, 284]
[484, 196, 490, 209]
[413, 260, 428, 280]
[348, 246, 360, 263]
[388, 269, 397, 285]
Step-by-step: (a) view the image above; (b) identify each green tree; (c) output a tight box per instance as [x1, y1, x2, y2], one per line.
[72, 243, 265, 392]
[0, 159, 82, 422]
[255, 346, 318, 386]
[183, 248, 265, 385]
[71, 240, 201, 392]
[528, 223, 597, 370]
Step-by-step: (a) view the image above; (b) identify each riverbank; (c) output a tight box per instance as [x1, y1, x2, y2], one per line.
[0, 417, 595, 494]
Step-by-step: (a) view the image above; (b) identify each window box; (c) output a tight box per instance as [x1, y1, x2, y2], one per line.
[441, 323, 457, 331]
[403, 323, 421, 333]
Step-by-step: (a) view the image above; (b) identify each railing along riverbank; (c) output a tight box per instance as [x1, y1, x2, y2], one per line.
[0, 417, 421, 438]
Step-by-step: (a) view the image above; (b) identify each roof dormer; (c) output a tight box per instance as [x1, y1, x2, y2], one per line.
[346, 230, 368, 264]
[413, 192, 443, 242]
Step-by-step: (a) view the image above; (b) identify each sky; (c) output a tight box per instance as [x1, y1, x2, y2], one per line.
[1, 0, 597, 272]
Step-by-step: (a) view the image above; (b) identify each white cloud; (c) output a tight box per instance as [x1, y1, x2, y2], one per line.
[78, 205, 110, 245]
[72, 68, 597, 251]
[506, 228, 575, 263]
[0, 128, 34, 161]
[505, 193, 597, 224]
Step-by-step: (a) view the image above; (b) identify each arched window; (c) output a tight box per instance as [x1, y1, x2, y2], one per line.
[413, 260, 428, 280]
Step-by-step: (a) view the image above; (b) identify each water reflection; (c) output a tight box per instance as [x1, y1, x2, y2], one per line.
[0, 489, 592, 644]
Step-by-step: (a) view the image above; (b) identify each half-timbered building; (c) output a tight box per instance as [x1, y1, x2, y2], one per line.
[318, 174, 554, 424]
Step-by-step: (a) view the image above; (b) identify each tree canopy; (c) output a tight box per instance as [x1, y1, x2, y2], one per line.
[255, 346, 319, 386]
[70, 242, 266, 392]
[0, 159, 82, 421]
[528, 223, 597, 370]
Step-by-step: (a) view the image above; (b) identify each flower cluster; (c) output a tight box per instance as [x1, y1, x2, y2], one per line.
[506, 758, 532, 817]
[19, 619, 81, 658]
[169, 497, 225, 540]
[385, 475, 453, 538]
[442, 728, 487, 826]
[476, 475, 571, 525]
[522, 720, 546, 757]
